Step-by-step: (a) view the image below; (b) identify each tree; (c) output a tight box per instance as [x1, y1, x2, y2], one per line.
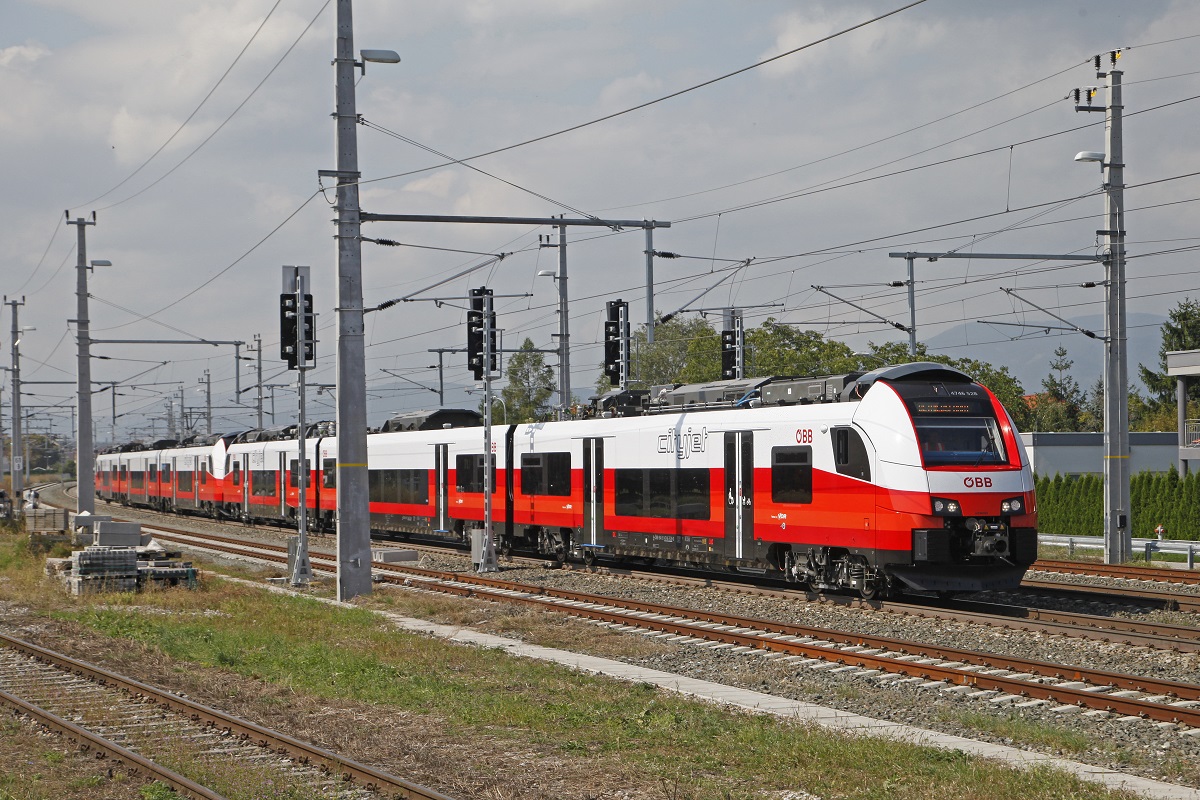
[595, 316, 719, 394]
[1031, 346, 1089, 432]
[747, 320, 859, 378]
[862, 342, 1029, 429]
[1140, 297, 1200, 407]
[491, 338, 554, 423]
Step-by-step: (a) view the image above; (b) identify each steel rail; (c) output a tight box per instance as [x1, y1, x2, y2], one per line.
[136, 523, 1200, 653]
[1019, 578, 1200, 612]
[1034, 558, 1200, 586]
[69, 518, 1200, 726]
[0, 687, 226, 800]
[0, 633, 454, 800]
[369, 570, 1200, 725]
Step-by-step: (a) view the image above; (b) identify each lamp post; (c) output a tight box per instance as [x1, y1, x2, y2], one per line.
[328, 0, 400, 600]
[1074, 59, 1129, 564]
[5, 298, 29, 504]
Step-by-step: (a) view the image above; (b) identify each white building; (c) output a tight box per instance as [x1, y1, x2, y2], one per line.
[1018, 432, 1178, 478]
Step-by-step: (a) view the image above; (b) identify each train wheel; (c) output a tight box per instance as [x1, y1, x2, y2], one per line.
[582, 549, 596, 568]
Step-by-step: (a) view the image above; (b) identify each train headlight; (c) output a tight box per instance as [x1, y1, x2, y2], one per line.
[1000, 496, 1024, 514]
[931, 497, 961, 516]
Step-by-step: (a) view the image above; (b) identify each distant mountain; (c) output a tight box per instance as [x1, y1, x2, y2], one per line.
[924, 312, 1166, 395]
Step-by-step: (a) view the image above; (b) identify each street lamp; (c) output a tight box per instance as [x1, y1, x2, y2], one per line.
[1074, 62, 1128, 564]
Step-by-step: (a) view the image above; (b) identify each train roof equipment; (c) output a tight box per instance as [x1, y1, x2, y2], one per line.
[379, 409, 483, 432]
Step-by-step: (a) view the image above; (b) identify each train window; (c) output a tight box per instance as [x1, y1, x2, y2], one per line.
[131, 470, 144, 489]
[231, 463, 241, 486]
[914, 417, 1007, 467]
[675, 469, 709, 519]
[369, 469, 397, 503]
[771, 446, 813, 504]
[149, 464, 157, 481]
[833, 428, 871, 482]
[177, 471, 193, 492]
[520, 455, 543, 496]
[323, 459, 336, 489]
[400, 469, 429, 504]
[251, 470, 275, 496]
[456, 454, 495, 494]
[289, 460, 299, 488]
[520, 452, 572, 497]
[119, 466, 127, 479]
[161, 465, 171, 482]
[200, 460, 207, 485]
[614, 468, 710, 520]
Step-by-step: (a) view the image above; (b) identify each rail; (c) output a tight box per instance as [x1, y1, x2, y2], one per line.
[1039, 533, 1200, 568]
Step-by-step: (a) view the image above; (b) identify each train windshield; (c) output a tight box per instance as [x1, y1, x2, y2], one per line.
[890, 384, 1008, 467]
[913, 416, 1006, 466]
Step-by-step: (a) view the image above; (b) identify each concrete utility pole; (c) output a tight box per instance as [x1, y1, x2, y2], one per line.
[556, 221, 570, 415]
[67, 213, 101, 515]
[1099, 62, 1130, 563]
[5, 297, 24, 503]
[200, 369, 212, 435]
[329, 0, 373, 601]
[254, 333, 264, 429]
[644, 226, 656, 344]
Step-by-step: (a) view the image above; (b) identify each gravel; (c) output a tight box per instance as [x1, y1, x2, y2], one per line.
[56, 490, 1200, 789]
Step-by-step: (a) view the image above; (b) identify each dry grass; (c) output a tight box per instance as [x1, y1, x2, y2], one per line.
[0, 533, 1148, 800]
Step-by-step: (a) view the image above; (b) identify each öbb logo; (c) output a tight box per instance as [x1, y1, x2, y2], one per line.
[963, 476, 993, 488]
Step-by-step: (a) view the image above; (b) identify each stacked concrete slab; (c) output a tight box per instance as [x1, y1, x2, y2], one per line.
[46, 519, 197, 595]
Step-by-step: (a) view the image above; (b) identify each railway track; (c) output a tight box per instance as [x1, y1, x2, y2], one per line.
[121, 523, 1200, 729]
[1034, 557, 1200, 586]
[65, 489, 1200, 653]
[0, 631, 452, 800]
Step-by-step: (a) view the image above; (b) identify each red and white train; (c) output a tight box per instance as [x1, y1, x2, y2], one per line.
[95, 362, 1038, 597]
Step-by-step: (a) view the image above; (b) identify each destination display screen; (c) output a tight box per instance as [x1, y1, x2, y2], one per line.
[912, 399, 985, 415]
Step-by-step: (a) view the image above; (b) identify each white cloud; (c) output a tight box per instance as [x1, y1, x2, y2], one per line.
[0, 41, 51, 68]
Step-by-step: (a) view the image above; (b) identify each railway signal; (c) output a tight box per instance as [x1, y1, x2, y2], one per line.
[467, 287, 496, 380]
[720, 310, 744, 380]
[604, 299, 629, 388]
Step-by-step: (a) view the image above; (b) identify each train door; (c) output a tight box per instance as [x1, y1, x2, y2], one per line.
[832, 426, 877, 555]
[433, 444, 450, 533]
[279, 452, 289, 516]
[723, 431, 754, 561]
[582, 438, 605, 548]
[171, 456, 178, 509]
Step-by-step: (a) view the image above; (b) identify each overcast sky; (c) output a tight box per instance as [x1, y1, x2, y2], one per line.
[3, 0, 1198, 441]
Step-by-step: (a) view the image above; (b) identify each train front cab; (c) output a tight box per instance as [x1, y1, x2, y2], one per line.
[855, 368, 1037, 595]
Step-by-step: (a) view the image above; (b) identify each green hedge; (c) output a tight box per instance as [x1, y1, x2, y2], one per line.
[1034, 468, 1200, 539]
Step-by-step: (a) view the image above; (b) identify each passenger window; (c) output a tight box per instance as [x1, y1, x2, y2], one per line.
[833, 428, 871, 482]
[771, 446, 812, 504]
[323, 458, 337, 489]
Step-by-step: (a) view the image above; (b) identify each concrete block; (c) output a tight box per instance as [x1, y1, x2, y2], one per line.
[371, 548, 418, 564]
[95, 521, 142, 548]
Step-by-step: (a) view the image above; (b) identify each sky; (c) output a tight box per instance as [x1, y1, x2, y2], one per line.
[3, 0, 1199, 444]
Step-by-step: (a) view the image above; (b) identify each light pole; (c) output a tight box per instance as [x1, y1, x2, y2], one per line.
[5, 297, 28, 503]
[327, 4, 399, 599]
[1075, 59, 1129, 564]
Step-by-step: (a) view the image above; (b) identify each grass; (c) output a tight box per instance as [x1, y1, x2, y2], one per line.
[940, 711, 1097, 755]
[0, 532, 1149, 800]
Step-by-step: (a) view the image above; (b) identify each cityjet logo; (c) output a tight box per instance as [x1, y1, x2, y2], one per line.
[963, 476, 993, 488]
[658, 427, 708, 459]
